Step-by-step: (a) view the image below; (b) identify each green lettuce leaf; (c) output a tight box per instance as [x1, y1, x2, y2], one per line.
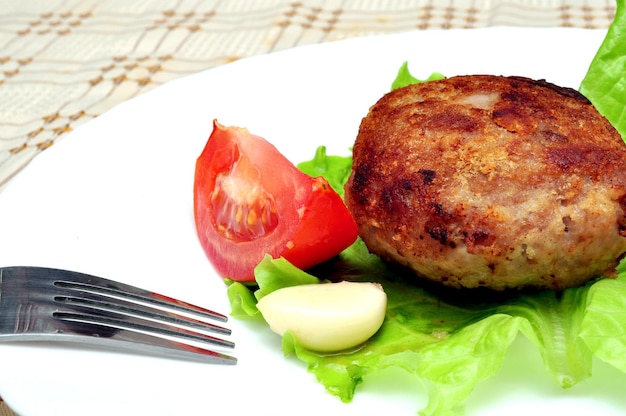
[233, 236, 607, 415]
[416, 314, 522, 416]
[226, 255, 322, 319]
[391, 61, 445, 90]
[226, 279, 262, 319]
[499, 287, 592, 389]
[244, 247, 526, 415]
[236, 244, 626, 416]
[254, 254, 322, 299]
[579, 0, 626, 139]
[579, 270, 626, 373]
[297, 146, 352, 197]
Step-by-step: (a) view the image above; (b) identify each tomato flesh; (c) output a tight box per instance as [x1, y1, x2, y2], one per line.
[194, 120, 358, 282]
[211, 152, 279, 241]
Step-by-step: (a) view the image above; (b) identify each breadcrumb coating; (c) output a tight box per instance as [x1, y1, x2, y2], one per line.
[345, 75, 626, 291]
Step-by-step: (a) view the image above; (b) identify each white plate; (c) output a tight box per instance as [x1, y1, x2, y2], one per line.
[0, 27, 624, 416]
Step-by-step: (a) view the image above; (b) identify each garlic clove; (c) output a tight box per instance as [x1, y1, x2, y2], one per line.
[256, 281, 386, 352]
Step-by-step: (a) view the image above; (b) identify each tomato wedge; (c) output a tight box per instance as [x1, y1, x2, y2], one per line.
[194, 120, 358, 282]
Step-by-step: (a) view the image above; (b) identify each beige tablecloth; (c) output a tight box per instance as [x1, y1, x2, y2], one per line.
[0, 0, 617, 414]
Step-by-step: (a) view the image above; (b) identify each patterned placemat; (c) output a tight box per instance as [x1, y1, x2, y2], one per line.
[0, 399, 14, 416]
[0, 1, 617, 415]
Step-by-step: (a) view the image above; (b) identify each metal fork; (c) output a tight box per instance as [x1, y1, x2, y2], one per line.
[0, 266, 236, 365]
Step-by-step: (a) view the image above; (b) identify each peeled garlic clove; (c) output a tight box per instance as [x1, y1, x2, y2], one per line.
[256, 281, 386, 352]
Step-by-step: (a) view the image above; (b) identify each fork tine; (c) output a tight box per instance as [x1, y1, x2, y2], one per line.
[53, 308, 235, 349]
[53, 296, 235, 348]
[46, 318, 237, 365]
[0, 266, 237, 364]
[52, 275, 227, 322]
[53, 291, 231, 336]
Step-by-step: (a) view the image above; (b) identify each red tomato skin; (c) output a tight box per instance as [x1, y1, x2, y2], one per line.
[280, 176, 358, 271]
[194, 120, 358, 282]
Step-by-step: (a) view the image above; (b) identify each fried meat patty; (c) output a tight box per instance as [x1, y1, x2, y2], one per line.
[345, 75, 626, 291]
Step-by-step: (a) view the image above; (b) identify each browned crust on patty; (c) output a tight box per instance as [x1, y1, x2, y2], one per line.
[345, 75, 626, 291]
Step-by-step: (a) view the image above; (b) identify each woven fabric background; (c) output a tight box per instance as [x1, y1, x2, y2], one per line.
[0, 1, 618, 414]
